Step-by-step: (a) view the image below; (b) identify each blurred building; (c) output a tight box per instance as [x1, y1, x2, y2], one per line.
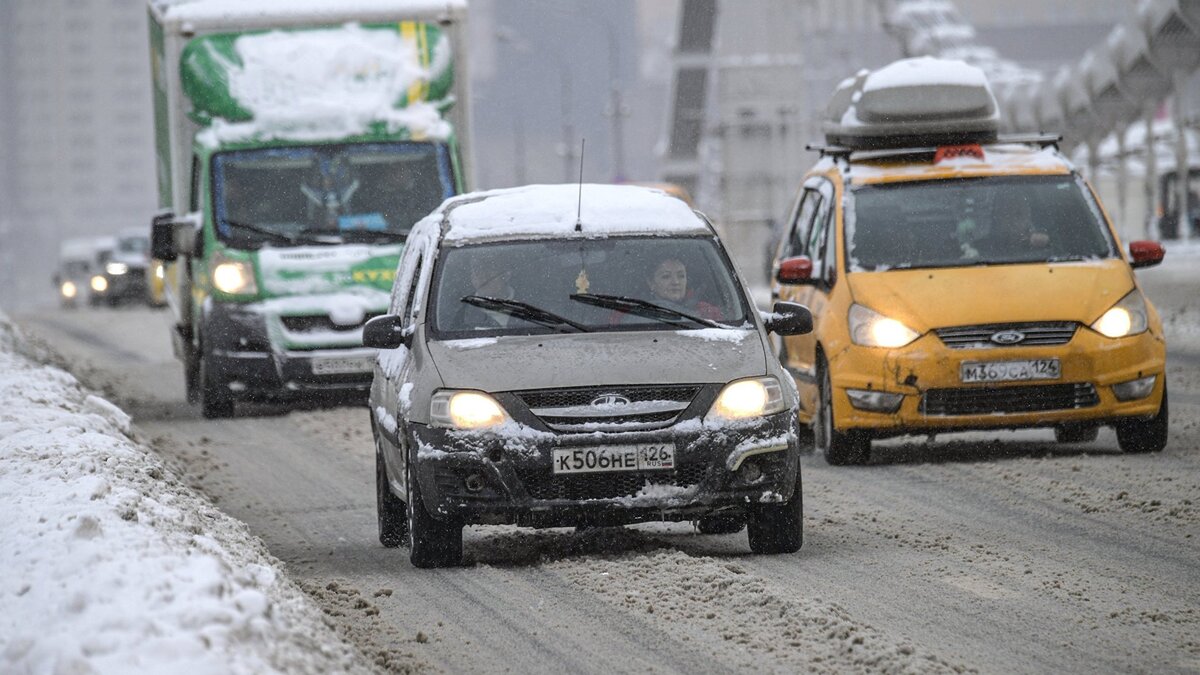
[0, 0, 157, 310]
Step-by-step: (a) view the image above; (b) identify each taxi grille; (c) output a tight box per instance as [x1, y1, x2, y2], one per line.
[921, 383, 1099, 416]
[935, 322, 1077, 349]
[520, 463, 709, 501]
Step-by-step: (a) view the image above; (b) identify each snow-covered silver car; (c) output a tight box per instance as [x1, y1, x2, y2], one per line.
[364, 184, 813, 567]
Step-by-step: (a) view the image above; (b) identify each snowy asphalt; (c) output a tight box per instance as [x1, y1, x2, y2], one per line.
[13, 259, 1200, 674]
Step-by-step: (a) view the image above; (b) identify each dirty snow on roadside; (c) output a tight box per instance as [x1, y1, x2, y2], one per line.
[0, 312, 370, 675]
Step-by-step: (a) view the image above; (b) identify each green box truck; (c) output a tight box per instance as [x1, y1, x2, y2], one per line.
[147, 0, 469, 418]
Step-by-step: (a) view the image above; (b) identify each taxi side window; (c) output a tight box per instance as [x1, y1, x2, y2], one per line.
[807, 193, 831, 279]
[785, 189, 821, 258]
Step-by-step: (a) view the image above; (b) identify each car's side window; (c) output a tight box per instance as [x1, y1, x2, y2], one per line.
[402, 249, 427, 326]
[814, 179, 837, 285]
[389, 243, 423, 315]
[807, 194, 831, 278]
[786, 190, 821, 259]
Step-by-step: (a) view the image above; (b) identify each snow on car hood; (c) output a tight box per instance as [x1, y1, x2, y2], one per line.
[427, 328, 767, 392]
[847, 258, 1136, 331]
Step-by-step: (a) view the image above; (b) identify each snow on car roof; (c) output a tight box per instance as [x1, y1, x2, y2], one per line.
[431, 184, 712, 243]
[151, 0, 466, 29]
[836, 144, 1074, 185]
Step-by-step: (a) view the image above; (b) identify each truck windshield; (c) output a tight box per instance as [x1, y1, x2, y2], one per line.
[429, 236, 751, 339]
[212, 142, 454, 248]
[847, 175, 1117, 271]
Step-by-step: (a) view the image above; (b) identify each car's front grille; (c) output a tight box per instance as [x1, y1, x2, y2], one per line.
[280, 312, 381, 334]
[921, 382, 1099, 416]
[516, 385, 702, 433]
[519, 462, 709, 501]
[935, 322, 1077, 349]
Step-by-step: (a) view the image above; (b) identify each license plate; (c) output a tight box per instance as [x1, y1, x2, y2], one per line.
[960, 359, 1061, 384]
[552, 444, 675, 474]
[311, 356, 375, 375]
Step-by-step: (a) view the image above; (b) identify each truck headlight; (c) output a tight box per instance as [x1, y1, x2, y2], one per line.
[61, 281, 77, 298]
[707, 377, 786, 421]
[1091, 291, 1148, 339]
[430, 390, 509, 429]
[849, 303, 920, 348]
[105, 262, 128, 276]
[211, 254, 258, 295]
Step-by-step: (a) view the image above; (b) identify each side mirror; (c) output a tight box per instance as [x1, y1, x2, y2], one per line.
[362, 314, 411, 349]
[151, 213, 177, 261]
[775, 256, 814, 285]
[1128, 240, 1164, 269]
[764, 301, 813, 336]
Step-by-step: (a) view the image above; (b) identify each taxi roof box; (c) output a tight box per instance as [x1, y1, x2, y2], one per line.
[823, 57, 999, 150]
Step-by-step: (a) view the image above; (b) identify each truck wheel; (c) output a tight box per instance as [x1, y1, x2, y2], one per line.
[376, 441, 408, 548]
[816, 357, 870, 466]
[1117, 386, 1168, 454]
[696, 513, 745, 535]
[1054, 424, 1099, 444]
[198, 353, 234, 419]
[747, 471, 802, 554]
[407, 461, 462, 568]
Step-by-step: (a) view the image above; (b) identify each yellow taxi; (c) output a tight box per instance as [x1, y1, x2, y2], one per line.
[771, 57, 1168, 465]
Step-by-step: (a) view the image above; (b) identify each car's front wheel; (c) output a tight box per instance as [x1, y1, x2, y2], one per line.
[747, 470, 802, 554]
[816, 357, 870, 466]
[1116, 385, 1168, 454]
[376, 437, 407, 548]
[407, 459, 463, 568]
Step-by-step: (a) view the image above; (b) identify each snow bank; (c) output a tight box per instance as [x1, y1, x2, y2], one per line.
[0, 313, 367, 675]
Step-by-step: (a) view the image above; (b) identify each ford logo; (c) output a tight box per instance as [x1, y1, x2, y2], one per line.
[990, 330, 1026, 345]
[591, 394, 631, 407]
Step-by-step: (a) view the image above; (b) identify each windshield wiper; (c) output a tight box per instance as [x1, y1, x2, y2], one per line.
[569, 293, 722, 329]
[222, 219, 342, 246]
[461, 296, 590, 333]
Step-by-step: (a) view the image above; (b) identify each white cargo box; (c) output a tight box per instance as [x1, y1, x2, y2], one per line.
[823, 57, 999, 150]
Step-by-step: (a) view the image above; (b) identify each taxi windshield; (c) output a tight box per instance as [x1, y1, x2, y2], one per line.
[847, 175, 1118, 271]
[429, 236, 751, 338]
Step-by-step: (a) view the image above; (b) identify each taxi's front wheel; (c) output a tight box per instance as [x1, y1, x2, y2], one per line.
[816, 357, 870, 466]
[1116, 386, 1168, 454]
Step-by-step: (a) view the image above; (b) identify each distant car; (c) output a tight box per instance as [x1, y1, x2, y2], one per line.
[772, 58, 1168, 465]
[364, 184, 813, 567]
[53, 238, 97, 309]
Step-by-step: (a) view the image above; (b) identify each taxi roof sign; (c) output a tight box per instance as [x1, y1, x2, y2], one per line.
[823, 57, 999, 150]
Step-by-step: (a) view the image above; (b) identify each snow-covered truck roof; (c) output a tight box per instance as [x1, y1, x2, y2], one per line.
[149, 0, 466, 32]
[417, 184, 714, 244]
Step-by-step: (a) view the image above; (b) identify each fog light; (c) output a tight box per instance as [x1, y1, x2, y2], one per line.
[738, 461, 763, 483]
[846, 388, 904, 413]
[1112, 375, 1156, 402]
[464, 474, 485, 493]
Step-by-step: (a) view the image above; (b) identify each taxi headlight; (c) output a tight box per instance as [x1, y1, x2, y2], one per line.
[1091, 291, 1148, 339]
[61, 281, 77, 298]
[105, 262, 128, 276]
[430, 390, 509, 429]
[707, 377, 786, 421]
[211, 256, 258, 295]
[849, 303, 920, 348]
[90, 275, 108, 293]
[154, 262, 165, 279]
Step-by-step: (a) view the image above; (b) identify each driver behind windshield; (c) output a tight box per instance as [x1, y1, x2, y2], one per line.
[644, 256, 722, 322]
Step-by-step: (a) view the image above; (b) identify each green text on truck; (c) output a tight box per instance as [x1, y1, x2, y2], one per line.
[147, 0, 470, 418]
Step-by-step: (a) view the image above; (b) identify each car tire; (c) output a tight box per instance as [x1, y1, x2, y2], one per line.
[816, 357, 870, 466]
[1116, 386, 1168, 454]
[1054, 424, 1100, 444]
[376, 440, 407, 548]
[747, 471, 802, 554]
[697, 513, 746, 535]
[407, 458, 463, 568]
[198, 351, 235, 419]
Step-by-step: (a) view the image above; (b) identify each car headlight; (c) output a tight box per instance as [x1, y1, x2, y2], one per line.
[707, 376, 787, 421]
[61, 281, 77, 298]
[90, 275, 108, 293]
[849, 303, 920, 348]
[211, 254, 258, 295]
[105, 262, 128, 276]
[1091, 290, 1148, 339]
[430, 390, 509, 429]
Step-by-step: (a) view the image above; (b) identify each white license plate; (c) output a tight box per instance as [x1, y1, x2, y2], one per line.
[311, 356, 375, 375]
[960, 358, 1061, 384]
[552, 444, 675, 474]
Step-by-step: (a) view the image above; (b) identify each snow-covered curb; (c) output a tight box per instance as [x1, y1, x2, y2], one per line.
[0, 312, 368, 675]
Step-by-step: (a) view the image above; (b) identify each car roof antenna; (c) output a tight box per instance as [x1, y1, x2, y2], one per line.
[575, 138, 586, 232]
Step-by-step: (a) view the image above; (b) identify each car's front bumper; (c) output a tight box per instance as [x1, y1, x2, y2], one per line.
[829, 326, 1166, 436]
[407, 411, 801, 527]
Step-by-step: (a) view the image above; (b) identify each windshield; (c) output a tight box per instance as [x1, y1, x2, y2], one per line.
[211, 142, 454, 249]
[117, 236, 148, 254]
[847, 175, 1117, 271]
[429, 237, 751, 339]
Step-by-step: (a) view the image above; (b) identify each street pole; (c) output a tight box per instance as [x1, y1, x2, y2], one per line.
[560, 67, 576, 183]
[1174, 72, 1191, 244]
[603, 23, 627, 183]
[1145, 108, 1158, 240]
